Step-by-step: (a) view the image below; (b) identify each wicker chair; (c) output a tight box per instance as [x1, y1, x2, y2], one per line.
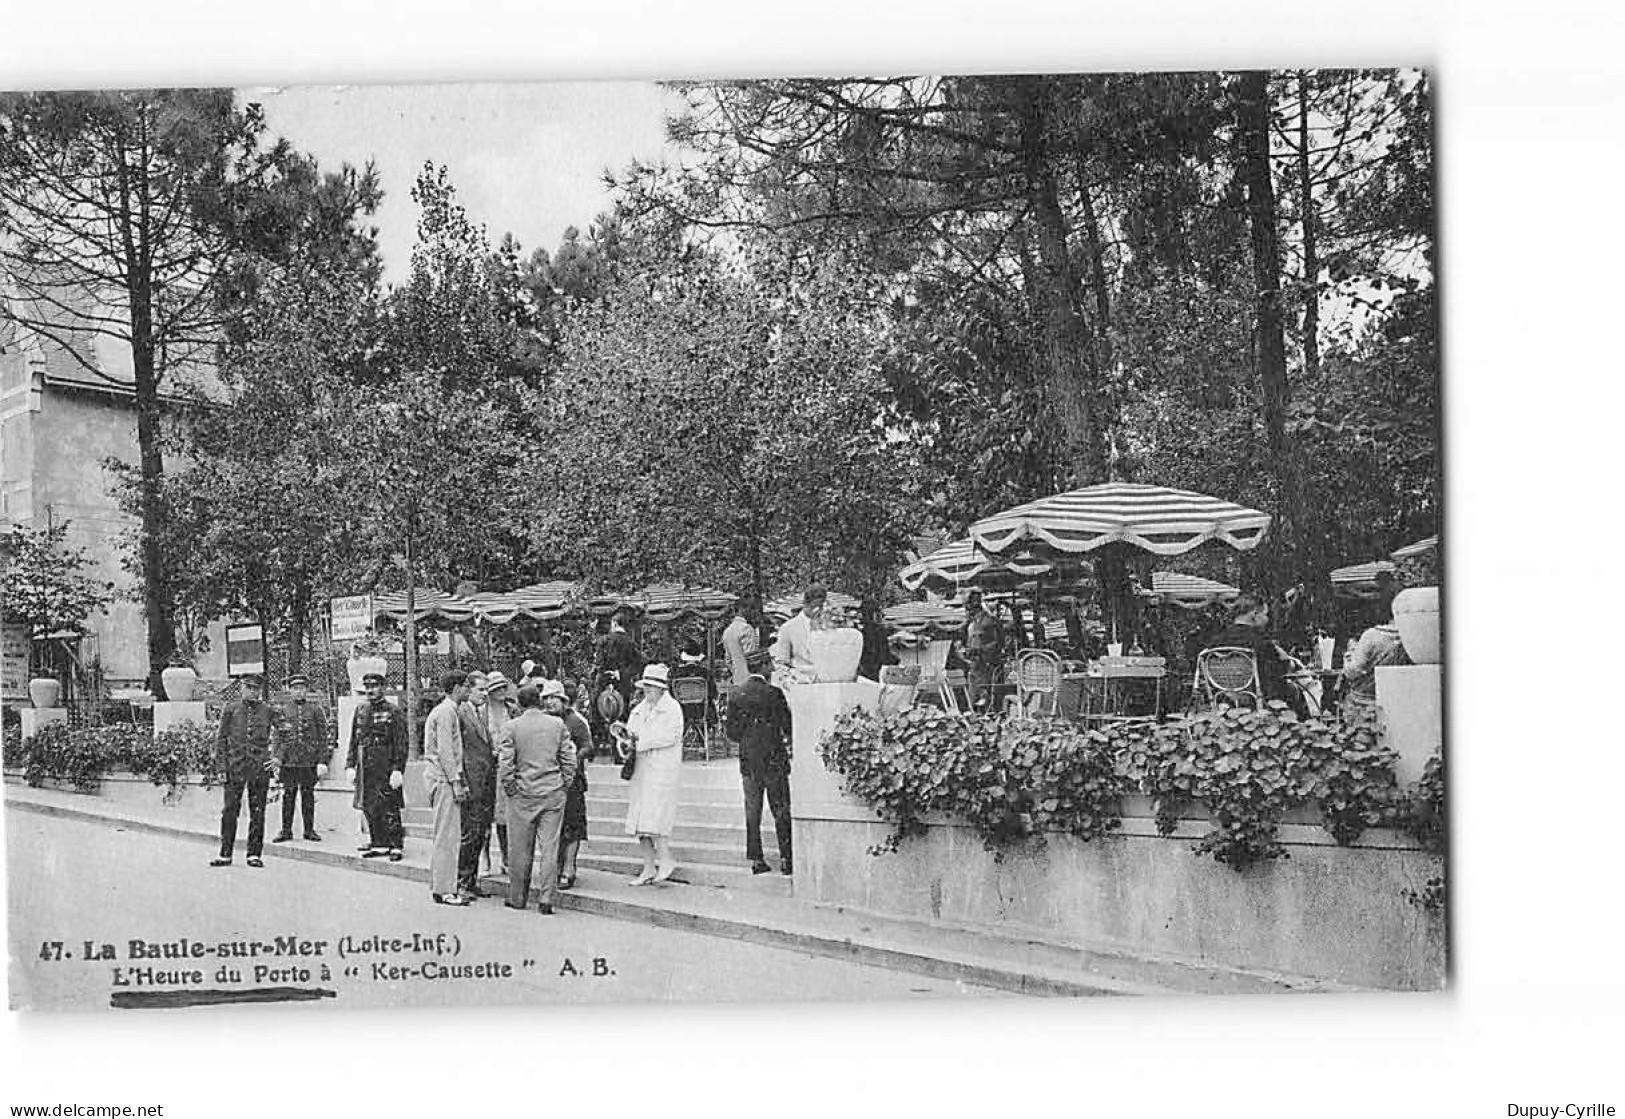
[1193, 647, 1263, 710]
[668, 674, 713, 760]
[1014, 648, 1063, 718]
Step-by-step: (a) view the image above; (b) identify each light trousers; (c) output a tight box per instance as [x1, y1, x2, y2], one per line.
[507, 787, 567, 908]
[428, 782, 463, 896]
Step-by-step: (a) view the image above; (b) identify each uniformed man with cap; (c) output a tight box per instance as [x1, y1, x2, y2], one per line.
[272, 672, 333, 843]
[344, 671, 408, 861]
[211, 673, 288, 869]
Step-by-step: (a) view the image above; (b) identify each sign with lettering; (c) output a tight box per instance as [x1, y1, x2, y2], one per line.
[1, 623, 29, 700]
[224, 623, 264, 677]
[330, 594, 374, 642]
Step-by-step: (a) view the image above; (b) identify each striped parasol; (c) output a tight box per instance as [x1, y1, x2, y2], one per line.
[1330, 560, 1397, 599]
[882, 600, 965, 636]
[623, 583, 737, 623]
[897, 537, 1091, 593]
[969, 482, 1271, 558]
[1391, 535, 1439, 562]
[1137, 571, 1241, 610]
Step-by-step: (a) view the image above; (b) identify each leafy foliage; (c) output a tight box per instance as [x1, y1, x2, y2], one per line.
[0, 522, 113, 645]
[13, 720, 217, 800]
[823, 703, 1416, 871]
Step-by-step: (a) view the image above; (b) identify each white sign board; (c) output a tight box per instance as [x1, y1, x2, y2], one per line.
[1, 624, 30, 700]
[224, 623, 265, 677]
[330, 594, 375, 642]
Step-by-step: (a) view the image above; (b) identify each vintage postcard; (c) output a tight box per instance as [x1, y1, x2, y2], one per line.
[1, 69, 1444, 1013]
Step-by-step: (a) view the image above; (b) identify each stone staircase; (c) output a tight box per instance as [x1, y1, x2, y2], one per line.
[406, 759, 789, 896]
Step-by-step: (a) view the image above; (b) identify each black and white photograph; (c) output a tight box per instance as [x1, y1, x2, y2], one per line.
[1, 65, 1446, 1013]
[1, 0, 1621, 1113]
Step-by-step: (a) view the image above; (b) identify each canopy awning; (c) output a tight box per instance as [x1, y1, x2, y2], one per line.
[969, 482, 1271, 558]
[373, 582, 583, 625]
[765, 591, 861, 623]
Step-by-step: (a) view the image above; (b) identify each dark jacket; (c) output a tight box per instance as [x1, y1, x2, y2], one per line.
[346, 698, 408, 811]
[276, 699, 333, 769]
[216, 699, 287, 782]
[458, 700, 496, 794]
[725, 676, 792, 782]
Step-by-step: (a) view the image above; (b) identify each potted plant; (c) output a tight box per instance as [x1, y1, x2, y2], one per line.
[160, 653, 199, 703]
[347, 633, 389, 694]
[27, 674, 61, 709]
[1391, 579, 1440, 665]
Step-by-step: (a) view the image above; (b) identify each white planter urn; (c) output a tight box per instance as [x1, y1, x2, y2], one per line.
[28, 677, 60, 709]
[1391, 586, 1441, 665]
[161, 665, 198, 702]
[347, 655, 388, 694]
[807, 628, 865, 683]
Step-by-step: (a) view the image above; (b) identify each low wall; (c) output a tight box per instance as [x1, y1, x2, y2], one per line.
[785, 682, 1447, 992]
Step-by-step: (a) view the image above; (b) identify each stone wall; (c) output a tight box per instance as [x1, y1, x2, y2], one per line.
[786, 682, 1448, 991]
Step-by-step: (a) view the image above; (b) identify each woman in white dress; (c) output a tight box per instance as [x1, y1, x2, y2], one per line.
[622, 663, 685, 884]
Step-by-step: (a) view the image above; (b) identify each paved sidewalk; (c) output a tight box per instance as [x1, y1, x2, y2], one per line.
[3, 777, 1350, 998]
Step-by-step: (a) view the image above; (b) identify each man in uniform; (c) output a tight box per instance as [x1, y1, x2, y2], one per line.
[272, 672, 333, 843]
[725, 651, 794, 876]
[456, 672, 497, 899]
[211, 673, 287, 869]
[344, 671, 408, 862]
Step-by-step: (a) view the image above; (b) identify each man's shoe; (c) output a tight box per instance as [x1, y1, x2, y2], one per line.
[464, 885, 489, 898]
[247, 856, 264, 868]
[750, 860, 772, 874]
[387, 850, 404, 862]
[271, 832, 293, 843]
[303, 832, 322, 842]
[537, 904, 554, 915]
[503, 901, 527, 911]
[780, 864, 793, 876]
[361, 848, 388, 858]
[432, 893, 471, 907]
[209, 857, 232, 867]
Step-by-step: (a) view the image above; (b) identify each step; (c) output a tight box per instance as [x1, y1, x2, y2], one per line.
[586, 798, 754, 829]
[585, 816, 759, 848]
[571, 852, 794, 894]
[580, 834, 758, 868]
[585, 762, 742, 789]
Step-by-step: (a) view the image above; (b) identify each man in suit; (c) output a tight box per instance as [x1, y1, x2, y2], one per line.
[725, 651, 794, 876]
[424, 671, 472, 906]
[456, 671, 497, 898]
[211, 673, 287, 869]
[345, 671, 408, 862]
[272, 673, 333, 843]
[497, 683, 576, 915]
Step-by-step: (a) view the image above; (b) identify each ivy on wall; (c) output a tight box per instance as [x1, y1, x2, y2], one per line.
[822, 704, 1438, 872]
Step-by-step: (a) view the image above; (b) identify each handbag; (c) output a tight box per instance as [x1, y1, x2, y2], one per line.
[619, 750, 636, 781]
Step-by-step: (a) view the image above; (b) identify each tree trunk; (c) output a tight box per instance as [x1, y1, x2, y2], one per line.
[286, 578, 310, 677]
[130, 296, 177, 696]
[1014, 77, 1108, 485]
[1296, 71, 1321, 381]
[1236, 70, 1298, 590]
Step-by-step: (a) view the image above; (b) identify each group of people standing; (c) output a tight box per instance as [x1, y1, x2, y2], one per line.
[207, 592, 802, 902]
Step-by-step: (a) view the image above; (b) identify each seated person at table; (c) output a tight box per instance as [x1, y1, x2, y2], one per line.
[1206, 596, 1307, 717]
[1340, 586, 1411, 713]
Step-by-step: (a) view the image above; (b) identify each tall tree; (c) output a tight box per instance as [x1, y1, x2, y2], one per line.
[0, 90, 349, 692]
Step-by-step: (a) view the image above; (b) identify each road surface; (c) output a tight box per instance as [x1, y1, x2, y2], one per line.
[5, 810, 994, 1012]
